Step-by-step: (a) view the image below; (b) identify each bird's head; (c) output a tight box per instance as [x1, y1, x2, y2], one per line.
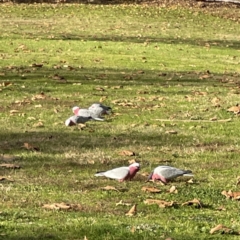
[128, 162, 140, 180]
[72, 106, 80, 115]
[129, 162, 140, 171]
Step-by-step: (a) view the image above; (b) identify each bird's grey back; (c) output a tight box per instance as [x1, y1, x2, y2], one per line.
[155, 166, 193, 179]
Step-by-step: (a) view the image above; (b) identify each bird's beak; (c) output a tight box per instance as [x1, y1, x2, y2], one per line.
[145, 172, 153, 182]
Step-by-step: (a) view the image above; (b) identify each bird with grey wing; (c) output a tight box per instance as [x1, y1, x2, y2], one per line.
[72, 106, 104, 121]
[147, 166, 193, 184]
[88, 103, 112, 118]
[65, 115, 96, 126]
[65, 106, 104, 126]
[95, 162, 140, 182]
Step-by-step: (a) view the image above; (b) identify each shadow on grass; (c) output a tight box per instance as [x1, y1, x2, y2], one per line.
[45, 34, 240, 50]
[1, 65, 236, 90]
[1, 33, 239, 49]
[0, 66, 238, 158]
[2, 234, 61, 240]
[0, 128, 194, 155]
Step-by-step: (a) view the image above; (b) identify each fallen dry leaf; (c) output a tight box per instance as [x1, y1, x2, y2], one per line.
[33, 121, 44, 128]
[192, 90, 207, 96]
[95, 87, 105, 91]
[101, 186, 119, 192]
[42, 202, 82, 211]
[87, 160, 95, 164]
[32, 92, 46, 101]
[53, 108, 59, 114]
[187, 178, 194, 184]
[118, 102, 136, 107]
[227, 105, 240, 114]
[141, 172, 150, 177]
[210, 116, 218, 121]
[128, 159, 137, 164]
[141, 186, 161, 193]
[119, 150, 135, 156]
[217, 118, 232, 122]
[116, 200, 132, 206]
[199, 74, 210, 80]
[221, 190, 240, 200]
[34, 104, 42, 108]
[165, 130, 178, 134]
[52, 74, 67, 82]
[99, 96, 107, 102]
[0, 154, 18, 162]
[221, 190, 232, 199]
[0, 177, 7, 181]
[168, 185, 178, 194]
[130, 226, 136, 233]
[1, 81, 12, 87]
[31, 63, 43, 68]
[0, 163, 21, 169]
[237, 176, 240, 185]
[144, 199, 175, 208]
[125, 204, 137, 216]
[23, 142, 40, 151]
[182, 198, 202, 207]
[10, 110, 20, 114]
[77, 123, 87, 130]
[111, 85, 123, 89]
[211, 97, 221, 106]
[210, 224, 236, 234]
[0, 176, 14, 182]
[27, 117, 36, 121]
[43, 203, 70, 210]
[216, 205, 226, 211]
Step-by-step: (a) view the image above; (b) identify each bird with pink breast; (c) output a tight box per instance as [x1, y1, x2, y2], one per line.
[65, 103, 112, 126]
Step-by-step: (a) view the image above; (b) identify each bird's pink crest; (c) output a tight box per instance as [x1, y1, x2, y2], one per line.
[72, 106, 80, 115]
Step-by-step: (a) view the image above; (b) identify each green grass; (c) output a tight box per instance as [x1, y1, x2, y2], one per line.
[1, 3, 240, 239]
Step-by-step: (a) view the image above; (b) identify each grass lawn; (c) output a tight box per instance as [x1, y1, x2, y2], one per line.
[0, 2, 240, 239]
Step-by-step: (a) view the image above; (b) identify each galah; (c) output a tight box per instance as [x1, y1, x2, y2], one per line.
[88, 103, 112, 118]
[95, 162, 140, 182]
[72, 106, 104, 121]
[65, 115, 90, 126]
[65, 115, 103, 126]
[147, 166, 193, 184]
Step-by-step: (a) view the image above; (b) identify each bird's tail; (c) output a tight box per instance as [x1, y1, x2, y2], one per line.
[183, 170, 194, 177]
[105, 108, 112, 114]
[92, 117, 104, 121]
[95, 172, 105, 177]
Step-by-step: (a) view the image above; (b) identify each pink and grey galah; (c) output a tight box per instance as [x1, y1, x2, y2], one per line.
[73, 103, 112, 119]
[147, 165, 193, 184]
[65, 114, 103, 126]
[65, 115, 90, 126]
[88, 103, 112, 117]
[95, 162, 140, 182]
[72, 106, 104, 120]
